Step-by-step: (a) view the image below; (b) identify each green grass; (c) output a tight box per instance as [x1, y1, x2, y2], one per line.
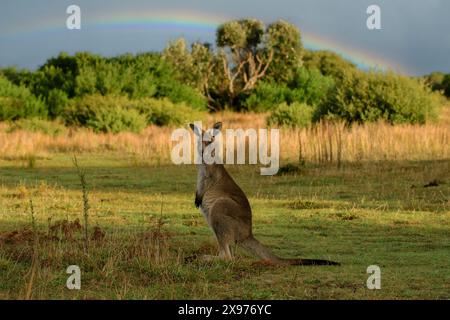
[0, 153, 449, 299]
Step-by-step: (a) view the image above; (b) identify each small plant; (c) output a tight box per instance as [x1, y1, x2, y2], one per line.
[25, 196, 38, 300]
[29, 197, 36, 233]
[25, 155, 36, 169]
[73, 155, 90, 254]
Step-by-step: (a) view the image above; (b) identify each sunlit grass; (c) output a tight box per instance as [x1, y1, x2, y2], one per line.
[0, 152, 449, 299]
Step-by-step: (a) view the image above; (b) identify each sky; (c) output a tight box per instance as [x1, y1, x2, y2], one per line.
[0, 0, 449, 76]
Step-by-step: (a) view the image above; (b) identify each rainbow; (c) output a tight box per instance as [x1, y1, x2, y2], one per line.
[302, 31, 405, 73]
[0, 9, 406, 73]
[0, 10, 227, 37]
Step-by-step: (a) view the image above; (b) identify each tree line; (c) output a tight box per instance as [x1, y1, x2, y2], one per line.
[0, 18, 446, 133]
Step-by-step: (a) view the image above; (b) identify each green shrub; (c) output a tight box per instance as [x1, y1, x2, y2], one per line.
[46, 89, 69, 119]
[267, 102, 313, 128]
[244, 69, 334, 112]
[317, 70, 440, 124]
[63, 94, 206, 132]
[7, 118, 67, 136]
[290, 68, 335, 107]
[86, 106, 146, 134]
[64, 95, 147, 133]
[303, 49, 357, 80]
[134, 98, 206, 126]
[157, 83, 207, 110]
[244, 82, 289, 112]
[0, 75, 47, 120]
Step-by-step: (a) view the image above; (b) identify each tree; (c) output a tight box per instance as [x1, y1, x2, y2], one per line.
[163, 39, 215, 104]
[265, 20, 303, 83]
[442, 74, 450, 98]
[424, 72, 445, 92]
[163, 18, 304, 110]
[215, 19, 273, 106]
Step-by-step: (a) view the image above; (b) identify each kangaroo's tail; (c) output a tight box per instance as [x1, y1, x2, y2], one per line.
[239, 236, 340, 266]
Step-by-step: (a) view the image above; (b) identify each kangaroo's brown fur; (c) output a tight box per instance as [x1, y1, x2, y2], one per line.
[189, 122, 339, 266]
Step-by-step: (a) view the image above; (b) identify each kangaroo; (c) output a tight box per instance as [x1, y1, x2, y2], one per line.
[188, 122, 339, 266]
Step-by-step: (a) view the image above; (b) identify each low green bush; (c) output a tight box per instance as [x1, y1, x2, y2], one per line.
[267, 102, 313, 128]
[290, 68, 335, 107]
[63, 95, 147, 133]
[317, 70, 440, 124]
[244, 82, 289, 112]
[46, 89, 69, 119]
[244, 69, 334, 112]
[63, 94, 206, 133]
[134, 98, 206, 126]
[0, 75, 47, 121]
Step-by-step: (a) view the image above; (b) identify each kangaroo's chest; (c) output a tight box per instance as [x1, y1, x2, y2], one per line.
[196, 166, 207, 196]
[199, 191, 222, 227]
[196, 167, 212, 223]
[199, 205, 210, 223]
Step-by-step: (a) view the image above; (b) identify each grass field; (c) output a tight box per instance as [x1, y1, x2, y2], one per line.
[0, 113, 449, 299]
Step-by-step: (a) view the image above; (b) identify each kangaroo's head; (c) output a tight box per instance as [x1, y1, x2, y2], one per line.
[189, 122, 222, 165]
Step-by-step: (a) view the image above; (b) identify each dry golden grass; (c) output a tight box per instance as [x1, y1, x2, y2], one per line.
[1, 109, 449, 165]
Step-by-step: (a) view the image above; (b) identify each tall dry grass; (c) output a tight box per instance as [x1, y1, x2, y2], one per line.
[0, 110, 449, 165]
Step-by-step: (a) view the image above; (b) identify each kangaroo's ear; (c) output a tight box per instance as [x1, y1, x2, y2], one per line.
[213, 122, 222, 131]
[189, 123, 202, 136]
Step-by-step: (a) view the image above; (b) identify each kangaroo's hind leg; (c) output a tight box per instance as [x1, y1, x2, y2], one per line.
[217, 240, 232, 260]
[194, 240, 231, 262]
[185, 215, 234, 263]
[210, 218, 234, 261]
[209, 208, 237, 261]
